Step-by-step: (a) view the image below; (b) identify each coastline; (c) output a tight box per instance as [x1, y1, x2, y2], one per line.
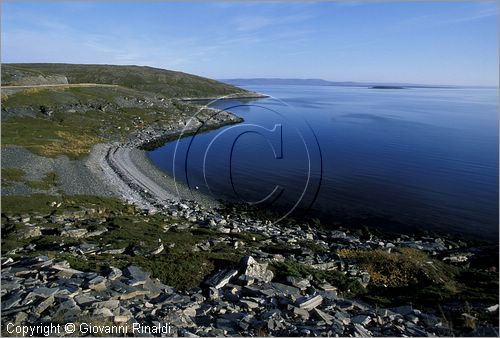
[90, 91, 271, 212]
[89, 104, 245, 211]
[178, 92, 269, 102]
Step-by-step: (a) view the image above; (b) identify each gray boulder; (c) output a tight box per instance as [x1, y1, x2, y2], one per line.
[238, 256, 273, 283]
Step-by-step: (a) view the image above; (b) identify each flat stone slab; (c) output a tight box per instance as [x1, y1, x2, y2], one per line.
[205, 269, 238, 289]
[31, 287, 60, 298]
[295, 294, 323, 311]
[123, 266, 150, 286]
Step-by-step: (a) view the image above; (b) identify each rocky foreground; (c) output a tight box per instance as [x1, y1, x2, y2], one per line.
[0, 255, 449, 337]
[2, 197, 498, 337]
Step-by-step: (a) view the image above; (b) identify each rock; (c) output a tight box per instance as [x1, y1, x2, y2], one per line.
[114, 315, 131, 323]
[123, 266, 149, 286]
[236, 274, 255, 286]
[443, 255, 468, 263]
[33, 296, 54, 315]
[101, 247, 126, 255]
[240, 299, 259, 310]
[295, 294, 323, 311]
[58, 298, 79, 311]
[352, 314, 371, 326]
[291, 306, 310, 320]
[334, 311, 351, 325]
[52, 263, 82, 278]
[87, 276, 107, 291]
[270, 283, 301, 298]
[23, 226, 41, 238]
[31, 287, 60, 298]
[107, 266, 122, 281]
[242, 284, 278, 298]
[238, 256, 273, 283]
[93, 308, 114, 317]
[92, 300, 120, 310]
[392, 305, 413, 316]
[486, 304, 499, 313]
[313, 308, 334, 324]
[13, 311, 28, 325]
[353, 323, 373, 336]
[61, 228, 88, 238]
[2, 257, 14, 266]
[207, 287, 219, 300]
[74, 295, 96, 307]
[318, 289, 338, 301]
[286, 276, 310, 290]
[310, 262, 336, 271]
[183, 305, 199, 317]
[205, 269, 238, 289]
[150, 243, 164, 255]
[216, 318, 236, 332]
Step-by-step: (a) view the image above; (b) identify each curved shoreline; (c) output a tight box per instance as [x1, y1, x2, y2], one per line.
[88, 93, 273, 210]
[88, 142, 220, 211]
[89, 126, 234, 211]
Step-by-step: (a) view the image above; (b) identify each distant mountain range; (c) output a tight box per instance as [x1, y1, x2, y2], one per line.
[220, 78, 456, 89]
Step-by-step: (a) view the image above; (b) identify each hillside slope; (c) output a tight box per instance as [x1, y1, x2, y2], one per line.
[2, 63, 249, 98]
[1, 64, 250, 160]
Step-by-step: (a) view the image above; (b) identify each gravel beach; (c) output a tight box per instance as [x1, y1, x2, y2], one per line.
[90, 142, 220, 210]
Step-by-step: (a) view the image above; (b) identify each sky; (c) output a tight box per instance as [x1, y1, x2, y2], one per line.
[2, 1, 498, 86]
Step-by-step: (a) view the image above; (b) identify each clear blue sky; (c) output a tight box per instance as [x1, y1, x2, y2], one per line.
[2, 1, 498, 86]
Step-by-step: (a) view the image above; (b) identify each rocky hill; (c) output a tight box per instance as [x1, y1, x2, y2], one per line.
[2, 63, 250, 98]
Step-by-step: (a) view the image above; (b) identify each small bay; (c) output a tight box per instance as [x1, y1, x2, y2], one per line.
[148, 85, 499, 240]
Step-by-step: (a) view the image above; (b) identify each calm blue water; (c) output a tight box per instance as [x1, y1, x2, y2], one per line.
[149, 85, 499, 240]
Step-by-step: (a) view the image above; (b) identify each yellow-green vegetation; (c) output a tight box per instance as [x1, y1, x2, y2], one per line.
[1, 86, 173, 158]
[271, 260, 365, 297]
[1, 168, 26, 182]
[2, 113, 102, 159]
[338, 247, 456, 288]
[338, 247, 499, 309]
[2, 169, 59, 191]
[25, 171, 59, 190]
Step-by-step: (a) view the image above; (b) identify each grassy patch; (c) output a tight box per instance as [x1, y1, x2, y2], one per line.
[338, 247, 457, 288]
[338, 247, 499, 310]
[2, 86, 178, 158]
[271, 260, 365, 297]
[26, 171, 59, 190]
[1, 114, 102, 159]
[39, 132, 102, 158]
[1, 194, 62, 214]
[1, 168, 26, 182]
